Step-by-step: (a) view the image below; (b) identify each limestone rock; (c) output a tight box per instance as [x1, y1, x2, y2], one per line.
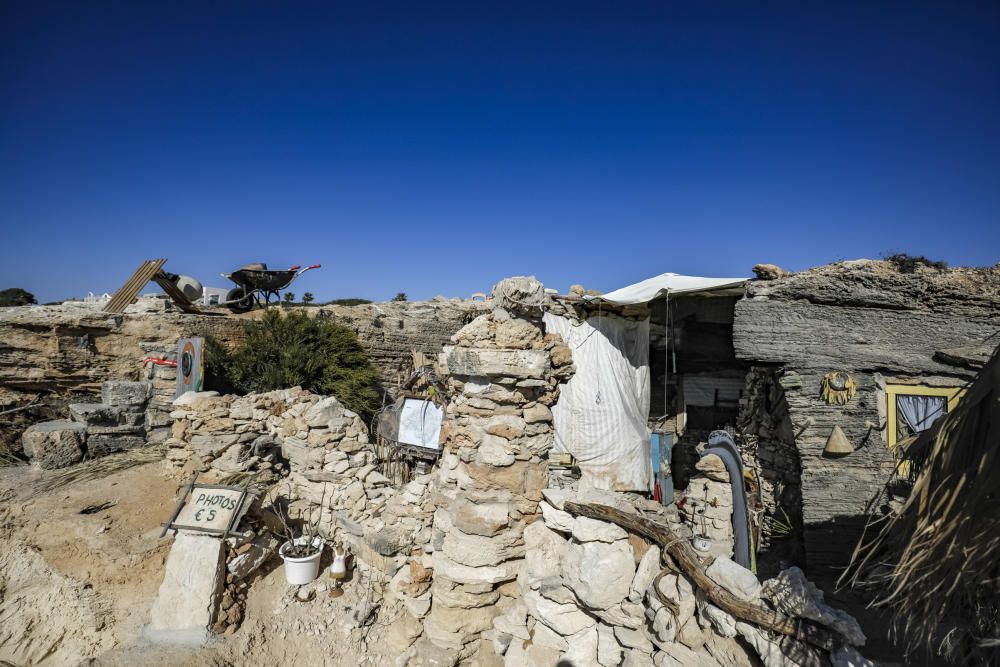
[572, 516, 628, 543]
[22, 420, 86, 469]
[700, 603, 737, 638]
[523, 589, 595, 636]
[597, 623, 624, 666]
[101, 380, 150, 406]
[445, 347, 551, 380]
[539, 501, 575, 533]
[562, 539, 636, 610]
[752, 263, 788, 280]
[87, 434, 146, 457]
[452, 498, 510, 537]
[146, 533, 225, 645]
[735, 621, 826, 667]
[478, 434, 516, 467]
[761, 567, 866, 646]
[522, 403, 553, 423]
[705, 556, 761, 602]
[494, 317, 542, 349]
[630, 545, 661, 602]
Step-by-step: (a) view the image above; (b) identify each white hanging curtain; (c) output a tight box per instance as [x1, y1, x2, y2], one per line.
[543, 311, 651, 492]
[896, 394, 947, 433]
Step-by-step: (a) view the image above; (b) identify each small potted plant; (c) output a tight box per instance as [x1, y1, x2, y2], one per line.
[274, 489, 324, 585]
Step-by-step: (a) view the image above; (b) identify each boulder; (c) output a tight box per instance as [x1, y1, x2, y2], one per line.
[22, 420, 85, 469]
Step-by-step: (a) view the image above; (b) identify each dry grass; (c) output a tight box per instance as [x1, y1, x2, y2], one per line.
[845, 345, 1000, 664]
[29, 444, 167, 495]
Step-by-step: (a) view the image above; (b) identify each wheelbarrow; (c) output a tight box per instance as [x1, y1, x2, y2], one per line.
[221, 263, 321, 313]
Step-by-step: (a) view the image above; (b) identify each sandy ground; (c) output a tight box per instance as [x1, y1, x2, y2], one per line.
[0, 461, 402, 667]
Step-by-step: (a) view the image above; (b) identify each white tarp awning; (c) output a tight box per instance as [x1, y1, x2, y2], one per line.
[586, 272, 748, 305]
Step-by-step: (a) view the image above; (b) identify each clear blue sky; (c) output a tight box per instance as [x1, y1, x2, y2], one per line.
[2, 1, 998, 303]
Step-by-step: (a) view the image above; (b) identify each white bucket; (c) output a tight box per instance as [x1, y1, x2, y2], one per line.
[280, 537, 323, 585]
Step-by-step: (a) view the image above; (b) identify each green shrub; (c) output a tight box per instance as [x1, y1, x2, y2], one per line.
[882, 252, 948, 273]
[325, 298, 372, 306]
[0, 288, 36, 307]
[207, 310, 381, 419]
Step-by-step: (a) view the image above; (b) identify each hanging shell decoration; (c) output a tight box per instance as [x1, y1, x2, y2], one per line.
[820, 371, 857, 405]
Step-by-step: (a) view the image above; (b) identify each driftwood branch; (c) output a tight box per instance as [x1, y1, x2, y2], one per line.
[0, 398, 40, 417]
[563, 501, 839, 652]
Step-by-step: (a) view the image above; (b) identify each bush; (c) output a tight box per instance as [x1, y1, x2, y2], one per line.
[325, 298, 372, 306]
[0, 288, 36, 307]
[206, 310, 382, 419]
[392, 292, 408, 302]
[882, 252, 948, 273]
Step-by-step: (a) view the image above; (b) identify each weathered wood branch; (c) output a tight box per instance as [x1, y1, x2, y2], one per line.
[563, 501, 839, 652]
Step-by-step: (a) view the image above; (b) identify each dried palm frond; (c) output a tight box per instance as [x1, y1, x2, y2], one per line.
[30, 445, 167, 495]
[844, 345, 1000, 664]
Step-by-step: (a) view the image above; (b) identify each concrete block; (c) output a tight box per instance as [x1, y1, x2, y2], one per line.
[145, 533, 226, 645]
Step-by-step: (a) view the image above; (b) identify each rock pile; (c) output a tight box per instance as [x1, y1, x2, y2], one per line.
[22, 379, 158, 468]
[166, 387, 437, 585]
[388, 276, 576, 663]
[679, 453, 736, 561]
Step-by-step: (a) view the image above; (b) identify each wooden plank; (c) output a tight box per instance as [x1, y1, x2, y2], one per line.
[104, 259, 166, 313]
[562, 500, 839, 652]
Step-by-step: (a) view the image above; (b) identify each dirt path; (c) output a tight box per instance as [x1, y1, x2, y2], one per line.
[0, 461, 404, 667]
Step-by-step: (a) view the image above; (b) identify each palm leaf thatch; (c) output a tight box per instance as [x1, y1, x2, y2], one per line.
[844, 344, 1000, 664]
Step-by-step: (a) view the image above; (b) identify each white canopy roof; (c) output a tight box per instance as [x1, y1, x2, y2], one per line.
[586, 272, 748, 306]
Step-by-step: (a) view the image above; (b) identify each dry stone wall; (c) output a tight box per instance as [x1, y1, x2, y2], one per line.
[0, 297, 485, 402]
[733, 260, 1000, 574]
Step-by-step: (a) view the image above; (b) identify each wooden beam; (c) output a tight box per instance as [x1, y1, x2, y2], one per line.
[104, 259, 166, 313]
[562, 500, 839, 652]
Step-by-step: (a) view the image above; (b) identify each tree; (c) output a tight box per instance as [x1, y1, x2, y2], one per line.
[302, 292, 314, 304]
[205, 310, 382, 420]
[0, 288, 36, 307]
[283, 292, 295, 304]
[392, 292, 408, 302]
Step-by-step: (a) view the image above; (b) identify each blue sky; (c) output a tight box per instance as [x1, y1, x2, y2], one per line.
[2, 1, 998, 303]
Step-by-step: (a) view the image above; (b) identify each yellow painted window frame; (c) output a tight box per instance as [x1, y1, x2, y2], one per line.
[885, 384, 966, 447]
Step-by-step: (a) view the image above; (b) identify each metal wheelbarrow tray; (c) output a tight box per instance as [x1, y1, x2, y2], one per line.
[221, 263, 320, 312]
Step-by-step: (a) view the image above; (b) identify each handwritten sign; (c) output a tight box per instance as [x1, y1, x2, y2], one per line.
[165, 484, 250, 536]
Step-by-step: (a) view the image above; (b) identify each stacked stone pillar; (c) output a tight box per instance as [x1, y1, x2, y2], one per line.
[421, 278, 574, 658]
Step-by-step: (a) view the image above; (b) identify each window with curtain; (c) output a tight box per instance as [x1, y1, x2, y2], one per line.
[895, 394, 947, 439]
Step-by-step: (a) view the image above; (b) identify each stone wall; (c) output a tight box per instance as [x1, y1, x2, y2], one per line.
[0, 297, 485, 402]
[733, 260, 1000, 575]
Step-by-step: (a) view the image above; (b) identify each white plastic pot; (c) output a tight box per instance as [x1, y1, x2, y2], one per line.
[279, 537, 323, 585]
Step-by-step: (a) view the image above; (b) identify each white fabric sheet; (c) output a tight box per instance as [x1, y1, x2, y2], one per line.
[398, 398, 443, 450]
[544, 312, 652, 492]
[587, 272, 747, 305]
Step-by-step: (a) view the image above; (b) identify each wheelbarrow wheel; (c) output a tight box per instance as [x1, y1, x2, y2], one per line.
[226, 287, 255, 313]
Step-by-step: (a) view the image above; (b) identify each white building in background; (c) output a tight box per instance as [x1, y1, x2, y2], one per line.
[201, 287, 230, 306]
